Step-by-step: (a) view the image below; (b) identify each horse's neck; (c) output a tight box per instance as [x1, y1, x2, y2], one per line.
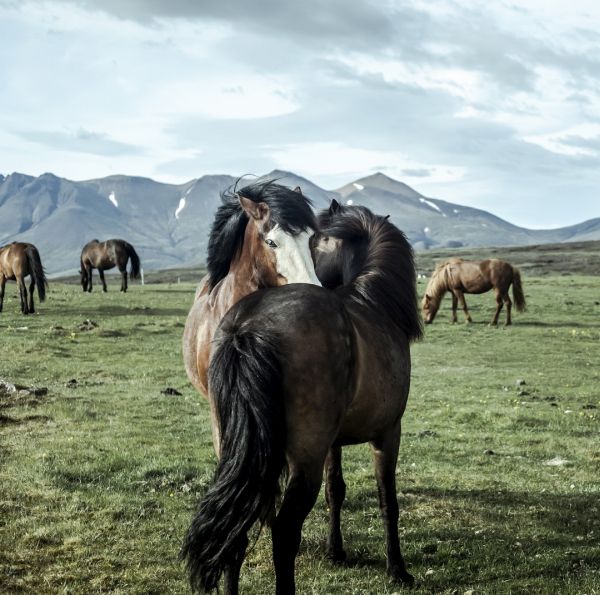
[429, 271, 449, 305]
[209, 266, 260, 311]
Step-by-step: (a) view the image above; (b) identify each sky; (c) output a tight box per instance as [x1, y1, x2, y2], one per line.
[1, 0, 599, 228]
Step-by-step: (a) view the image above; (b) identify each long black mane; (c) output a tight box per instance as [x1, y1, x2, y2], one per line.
[317, 203, 423, 342]
[206, 180, 316, 290]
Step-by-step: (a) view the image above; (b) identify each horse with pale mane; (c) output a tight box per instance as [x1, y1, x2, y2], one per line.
[422, 258, 526, 326]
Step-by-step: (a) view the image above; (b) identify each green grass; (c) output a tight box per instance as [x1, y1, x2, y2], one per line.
[1, 277, 599, 594]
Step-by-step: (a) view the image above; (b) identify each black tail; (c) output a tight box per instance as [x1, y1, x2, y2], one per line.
[126, 243, 141, 279]
[25, 245, 48, 302]
[512, 267, 526, 312]
[181, 327, 285, 592]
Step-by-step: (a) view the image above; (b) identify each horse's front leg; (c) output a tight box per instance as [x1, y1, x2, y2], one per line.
[370, 426, 414, 585]
[325, 446, 347, 562]
[87, 267, 93, 292]
[455, 290, 472, 323]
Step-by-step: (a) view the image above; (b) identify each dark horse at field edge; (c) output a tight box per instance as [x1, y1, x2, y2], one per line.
[0, 242, 47, 315]
[422, 258, 526, 326]
[80, 239, 141, 293]
[181, 200, 422, 594]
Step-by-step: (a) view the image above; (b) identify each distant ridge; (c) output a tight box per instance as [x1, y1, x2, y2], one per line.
[1, 170, 598, 274]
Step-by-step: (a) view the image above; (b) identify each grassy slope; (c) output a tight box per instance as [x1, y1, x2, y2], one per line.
[1, 276, 599, 594]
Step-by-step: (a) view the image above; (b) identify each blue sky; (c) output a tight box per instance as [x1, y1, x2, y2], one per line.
[1, 0, 599, 228]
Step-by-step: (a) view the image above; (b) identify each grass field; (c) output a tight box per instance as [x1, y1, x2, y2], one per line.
[1, 275, 599, 594]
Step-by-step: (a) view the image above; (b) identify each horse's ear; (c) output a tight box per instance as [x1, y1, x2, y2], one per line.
[239, 195, 269, 222]
[424, 293, 431, 303]
[329, 199, 341, 215]
[293, 186, 302, 195]
[384, 214, 390, 220]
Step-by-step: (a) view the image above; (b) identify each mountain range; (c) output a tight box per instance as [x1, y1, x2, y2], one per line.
[0, 170, 598, 275]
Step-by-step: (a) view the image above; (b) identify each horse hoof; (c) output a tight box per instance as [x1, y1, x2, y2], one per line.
[390, 567, 414, 586]
[327, 548, 347, 564]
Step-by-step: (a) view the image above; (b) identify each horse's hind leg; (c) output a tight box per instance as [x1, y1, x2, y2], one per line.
[371, 427, 414, 585]
[490, 288, 504, 326]
[504, 292, 513, 325]
[120, 269, 128, 292]
[223, 533, 248, 595]
[18, 277, 29, 315]
[272, 466, 322, 595]
[28, 278, 35, 313]
[325, 446, 347, 562]
[98, 269, 108, 292]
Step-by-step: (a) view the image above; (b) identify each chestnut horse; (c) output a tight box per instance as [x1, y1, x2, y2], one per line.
[422, 258, 526, 325]
[80, 239, 141, 293]
[0, 242, 47, 315]
[182, 180, 320, 426]
[181, 201, 422, 594]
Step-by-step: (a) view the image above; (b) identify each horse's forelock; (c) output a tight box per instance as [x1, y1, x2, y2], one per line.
[318, 204, 423, 342]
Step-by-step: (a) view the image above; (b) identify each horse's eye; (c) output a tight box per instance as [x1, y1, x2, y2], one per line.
[265, 239, 277, 248]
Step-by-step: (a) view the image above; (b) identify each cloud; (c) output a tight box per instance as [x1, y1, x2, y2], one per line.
[16, 128, 145, 156]
[1, 0, 600, 226]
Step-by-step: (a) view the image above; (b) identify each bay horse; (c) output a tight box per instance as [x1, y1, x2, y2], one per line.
[0, 242, 47, 315]
[182, 180, 320, 403]
[181, 200, 422, 594]
[422, 258, 526, 325]
[79, 239, 141, 293]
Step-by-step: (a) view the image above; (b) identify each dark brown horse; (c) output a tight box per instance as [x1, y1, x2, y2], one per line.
[182, 181, 320, 404]
[422, 258, 526, 325]
[80, 239, 141, 293]
[0, 242, 47, 315]
[181, 200, 422, 594]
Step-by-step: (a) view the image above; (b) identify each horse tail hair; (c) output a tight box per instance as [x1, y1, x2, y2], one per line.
[126, 243, 141, 279]
[512, 267, 526, 312]
[181, 326, 285, 592]
[25, 245, 48, 302]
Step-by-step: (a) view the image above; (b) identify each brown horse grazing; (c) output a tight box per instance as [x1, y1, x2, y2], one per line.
[80, 239, 141, 293]
[181, 200, 422, 594]
[422, 258, 526, 326]
[0, 242, 48, 315]
[182, 181, 320, 404]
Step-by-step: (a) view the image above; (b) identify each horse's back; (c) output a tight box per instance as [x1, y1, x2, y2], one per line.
[215, 284, 356, 463]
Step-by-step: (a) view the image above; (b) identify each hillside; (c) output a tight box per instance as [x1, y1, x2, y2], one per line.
[1, 170, 598, 275]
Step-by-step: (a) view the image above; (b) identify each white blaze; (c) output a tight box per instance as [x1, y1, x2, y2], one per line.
[108, 191, 118, 207]
[265, 226, 321, 285]
[353, 183, 364, 190]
